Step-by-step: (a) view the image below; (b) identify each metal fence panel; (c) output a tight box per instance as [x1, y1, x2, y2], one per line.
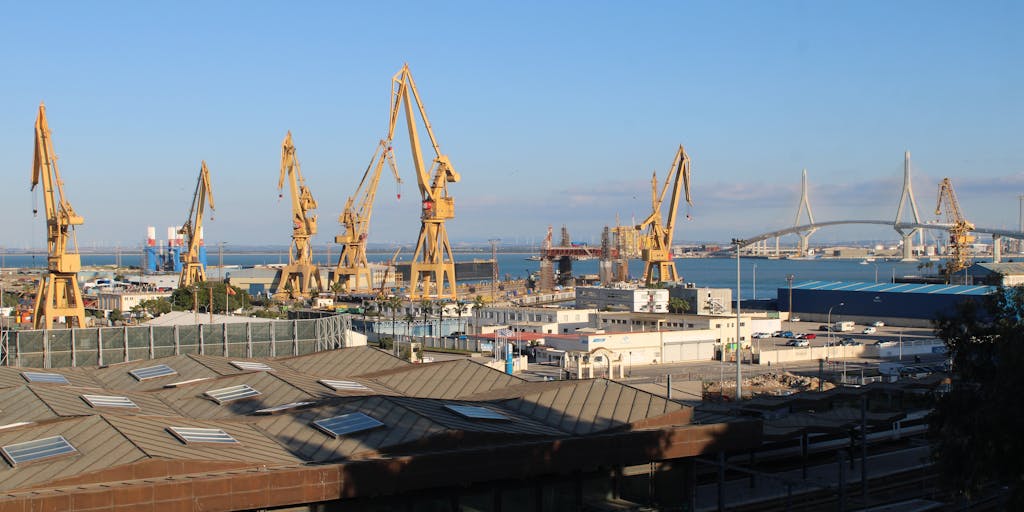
[100, 327, 126, 365]
[74, 329, 99, 366]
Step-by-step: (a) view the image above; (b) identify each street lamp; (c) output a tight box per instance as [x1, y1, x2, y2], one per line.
[732, 238, 745, 401]
[752, 263, 757, 301]
[786, 274, 795, 330]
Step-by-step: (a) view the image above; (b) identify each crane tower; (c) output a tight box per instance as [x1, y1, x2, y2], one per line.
[935, 177, 975, 275]
[30, 103, 87, 329]
[178, 161, 215, 289]
[637, 144, 693, 286]
[275, 132, 324, 299]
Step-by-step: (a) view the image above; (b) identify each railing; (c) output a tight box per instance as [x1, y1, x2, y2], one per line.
[3, 315, 352, 368]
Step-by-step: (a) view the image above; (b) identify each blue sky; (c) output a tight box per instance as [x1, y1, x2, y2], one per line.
[0, 1, 1021, 249]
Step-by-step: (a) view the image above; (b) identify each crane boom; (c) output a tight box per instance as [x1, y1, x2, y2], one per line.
[275, 131, 324, 299]
[333, 139, 402, 293]
[389, 64, 461, 300]
[178, 161, 215, 289]
[935, 177, 975, 274]
[30, 102, 87, 328]
[638, 144, 692, 286]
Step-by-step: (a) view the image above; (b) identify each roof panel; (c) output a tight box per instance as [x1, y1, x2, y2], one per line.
[203, 384, 261, 404]
[21, 372, 69, 385]
[444, 404, 509, 421]
[129, 364, 177, 381]
[167, 427, 239, 445]
[790, 280, 994, 296]
[81, 395, 139, 409]
[312, 412, 385, 438]
[1, 435, 77, 466]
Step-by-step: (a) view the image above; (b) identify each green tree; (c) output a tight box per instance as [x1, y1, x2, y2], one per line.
[668, 297, 690, 314]
[455, 300, 469, 335]
[170, 283, 249, 314]
[419, 299, 433, 343]
[930, 285, 1024, 507]
[109, 309, 124, 323]
[472, 295, 486, 334]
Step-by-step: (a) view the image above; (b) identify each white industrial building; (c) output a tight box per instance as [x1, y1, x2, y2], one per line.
[575, 285, 669, 313]
[472, 305, 596, 335]
[667, 284, 732, 315]
[96, 290, 173, 313]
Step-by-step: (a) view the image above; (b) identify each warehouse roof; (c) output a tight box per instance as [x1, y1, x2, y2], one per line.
[790, 280, 994, 296]
[0, 346, 761, 508]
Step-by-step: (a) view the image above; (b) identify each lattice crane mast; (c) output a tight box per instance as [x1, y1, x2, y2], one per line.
[389, 64, 461, 300]
[935, 177, 975, 274]
[30, 103, 87, 329]
[178, 161, 215, 289]
[275, 131, 324, 299]
[637, 144, 692, 286]
[333, 139, 402, 294]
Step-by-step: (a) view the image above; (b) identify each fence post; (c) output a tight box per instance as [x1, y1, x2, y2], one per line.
[174, 325, 180, 355]
[43, 328, 50, 369]
[122, 326, 128, 363]
[199, 325, 205, 355]
[223, 323, 228, 357]
[97, 329, 103, 367]
[292, 320, 299, 356]
[149, 326, 155, 359]
[246, 322, 252, 358]
[71, 328, 77, 367]
[270, 321, 276, 358]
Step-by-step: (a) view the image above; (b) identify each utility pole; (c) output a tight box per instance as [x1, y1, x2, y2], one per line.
[733, 238, 744, 401]
[489, 239, 501, 301]
[786, 274, 794, 330]
[208, 283, 214, 324]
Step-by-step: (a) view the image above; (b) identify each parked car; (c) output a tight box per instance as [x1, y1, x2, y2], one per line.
[791, 317, 801, 322]
[862, 327, 877, 334]
[871, 321, 885, 327]
[803, 333, 817, 340]
[840, 338, 861, 346]
[794, 339, 810, 347]
[819, 325, 831, 332]
[780, 331, 795, 338]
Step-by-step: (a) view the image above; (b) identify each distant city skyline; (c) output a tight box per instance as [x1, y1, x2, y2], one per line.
[0, 1, 1020, 249]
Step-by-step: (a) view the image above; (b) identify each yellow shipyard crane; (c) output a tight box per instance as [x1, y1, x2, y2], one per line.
[30, 102, 87, 329]
[935, 177, 975, 274]
[637, 144, 692, 286]
[389, 63, 461, 300]
[178, 161, 215, 289]
[333, 139, 402, 294]
[275, 131, 324, 299]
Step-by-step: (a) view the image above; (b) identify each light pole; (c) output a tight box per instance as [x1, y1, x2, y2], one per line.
[827, 302, 845, 367]
[873, 264, 878, 284]
[786, 274, 795, 331]
[733, 238, 744, 401]
[752, 263, 757, 301]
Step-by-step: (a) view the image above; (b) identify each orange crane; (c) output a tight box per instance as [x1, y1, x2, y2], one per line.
[275, 131, 324, 299]
[935, 177, 975, 274]
[389, 64, 461, 300]
[30, 103, 87, 329]
[637, 144, 693, 286]
[333, 139, 402, 294]
[178, 161, 215, 290]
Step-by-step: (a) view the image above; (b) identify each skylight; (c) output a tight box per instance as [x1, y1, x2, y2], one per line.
[203, 384, 261, 404]
[1, 436, 77, 466]
[129, 364, 177, 381]
[167, 427, 239, 445]
[318, 379, 372, 392]
[312, 412, 384, 438]
[444, 404, 509, 421]
[253, 401, 315, 415]
[81, 394, 139, 409]
[230, 361, 273, 372]
[21, 372, 69, 384]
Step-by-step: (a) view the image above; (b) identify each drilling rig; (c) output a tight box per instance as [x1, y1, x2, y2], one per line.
[389, 64, 461, 300]
[275, 132, 324, 299]
[333, 139, 402, 294]
[178, 161, 215, 290]
[30, 103, 87, 329]
[637, 144, 692, 286]
[935, 177, 975, 274]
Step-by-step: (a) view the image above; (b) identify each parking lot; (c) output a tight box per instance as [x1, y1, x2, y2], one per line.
[752, 322, 938, 350]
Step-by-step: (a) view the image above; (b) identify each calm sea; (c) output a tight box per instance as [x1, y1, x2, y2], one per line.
[1, 252, 928, 300]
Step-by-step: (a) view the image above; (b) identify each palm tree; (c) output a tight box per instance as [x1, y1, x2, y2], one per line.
[472, 295, 486, 335]
[386, 296, 403, 343]
[668, 297, 690, 314]
[419, 299, 433, 344]
[455, 301, 469, 336]
[402, 310, 415, 355]
[437, 300, 446, 343]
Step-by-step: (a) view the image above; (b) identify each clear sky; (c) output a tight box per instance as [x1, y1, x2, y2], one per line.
[1, 1, 1021, 250]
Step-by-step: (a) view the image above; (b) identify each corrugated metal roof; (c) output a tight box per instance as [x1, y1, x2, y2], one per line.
[498, 379, 685, 435]
[153, 372, 315, 420]
[27, 385, 181, 418]
[255, 396, 449, 462]
[91, 355, 221, 392]
[103, 415, 302, 464]
[791, 280, 994, 295]
[365, 359, 526, 399]
[0, 416, 147, 492]
[0, 386, 59, 425]
[0, 367, 102, 390]
[279, 346, 409, 377]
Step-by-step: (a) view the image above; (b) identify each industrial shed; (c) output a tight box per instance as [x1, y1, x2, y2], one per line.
[776, 280, 995, 327]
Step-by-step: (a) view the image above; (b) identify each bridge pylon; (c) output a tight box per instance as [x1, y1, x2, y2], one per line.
[792, 169, 818, 256]
[894, 151, 922, 261]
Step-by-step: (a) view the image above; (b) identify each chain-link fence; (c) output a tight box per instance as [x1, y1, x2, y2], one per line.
[1, 315, 352, 368]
